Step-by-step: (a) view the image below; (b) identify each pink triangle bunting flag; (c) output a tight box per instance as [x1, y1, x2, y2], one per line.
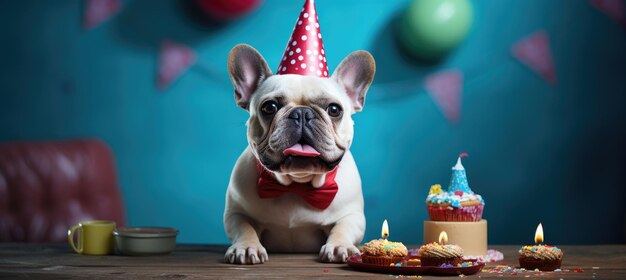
[157, 40, 198, 90]
[83, 0, 122, 30]
[590, 0, 626, 28]
[425, 70, 463, 123]
[511, 31, 557, 84]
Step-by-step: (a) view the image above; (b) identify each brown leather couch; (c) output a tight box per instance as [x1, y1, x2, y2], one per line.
[0, 139, 125, 242]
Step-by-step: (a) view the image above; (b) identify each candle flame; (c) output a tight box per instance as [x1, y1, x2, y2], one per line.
[535, 223, 544, 244]
[381, 219, 389, 239]
[438, 231, 448, 244]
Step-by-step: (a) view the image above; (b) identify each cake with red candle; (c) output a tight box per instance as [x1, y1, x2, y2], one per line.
[426, 153, 484, 221]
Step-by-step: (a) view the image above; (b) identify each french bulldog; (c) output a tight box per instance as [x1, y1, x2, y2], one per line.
[223, 44, 375, 264]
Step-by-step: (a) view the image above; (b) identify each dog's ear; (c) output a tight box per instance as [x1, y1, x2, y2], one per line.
[228, 44, 272, 110]
[331, 50, 376, 112]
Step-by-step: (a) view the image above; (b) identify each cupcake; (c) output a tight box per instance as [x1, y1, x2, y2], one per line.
[417, 242, 464, 267]
[361, 239, 408, 266]
[518, 245, 563, 271]
[426, 154, 484, 221]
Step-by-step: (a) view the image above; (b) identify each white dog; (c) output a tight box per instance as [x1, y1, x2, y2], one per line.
[223, 44, 375, 264]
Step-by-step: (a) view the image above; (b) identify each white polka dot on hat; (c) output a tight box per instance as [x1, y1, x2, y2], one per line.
[277, 0, 329, 78]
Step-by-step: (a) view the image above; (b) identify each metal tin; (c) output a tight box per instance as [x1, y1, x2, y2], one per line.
[113, 227, 178, 256]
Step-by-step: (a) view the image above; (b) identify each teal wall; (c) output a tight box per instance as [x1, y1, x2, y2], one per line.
[1, 0, 624, 245]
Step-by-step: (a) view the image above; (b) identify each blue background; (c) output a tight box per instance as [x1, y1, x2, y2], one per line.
[1, 0, 625, 245]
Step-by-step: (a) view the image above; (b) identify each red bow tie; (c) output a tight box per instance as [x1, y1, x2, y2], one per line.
[256, 161, 338, 210]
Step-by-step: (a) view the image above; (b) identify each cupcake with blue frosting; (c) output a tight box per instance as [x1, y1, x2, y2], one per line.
[426, 153, 484, 221]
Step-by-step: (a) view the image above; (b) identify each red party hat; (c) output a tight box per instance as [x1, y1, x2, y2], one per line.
[277, 0, 329, 78]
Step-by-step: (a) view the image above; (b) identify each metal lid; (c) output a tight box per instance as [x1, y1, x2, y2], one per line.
[113, 227, 179, 238]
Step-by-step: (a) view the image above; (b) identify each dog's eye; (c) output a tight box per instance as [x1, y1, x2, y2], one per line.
[261, 100, 279, 115]
[326, 103, 343, 118]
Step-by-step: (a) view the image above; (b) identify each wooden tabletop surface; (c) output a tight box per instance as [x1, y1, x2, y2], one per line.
[1, 244, 625, 279]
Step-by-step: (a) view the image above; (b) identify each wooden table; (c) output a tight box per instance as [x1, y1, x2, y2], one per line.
[1, 244, 625, 279]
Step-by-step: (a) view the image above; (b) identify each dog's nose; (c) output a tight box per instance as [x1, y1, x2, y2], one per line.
[288, 107, 316, 124]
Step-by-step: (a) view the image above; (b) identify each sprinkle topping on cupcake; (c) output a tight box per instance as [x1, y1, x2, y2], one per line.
[426, 185, 484, 208]
[362, 239, 408, 257]
[418, 242, 464, 259]
[519, 245, 563, 261]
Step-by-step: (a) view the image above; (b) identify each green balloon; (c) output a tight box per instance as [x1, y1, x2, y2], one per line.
[397, 0, 473, 60]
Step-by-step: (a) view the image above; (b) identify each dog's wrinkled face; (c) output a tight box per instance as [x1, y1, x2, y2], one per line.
[228, 44, 375, 175]
[248, 75, 352, 173]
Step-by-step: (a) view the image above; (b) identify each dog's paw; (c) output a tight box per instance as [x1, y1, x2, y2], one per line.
[319, 243, 360, 263]
[224, 242, 268, 265]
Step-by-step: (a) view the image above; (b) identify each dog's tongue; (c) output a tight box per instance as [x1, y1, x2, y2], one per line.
[283, 143, 320, 157]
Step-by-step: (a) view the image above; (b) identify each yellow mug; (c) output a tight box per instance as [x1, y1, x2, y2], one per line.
[67, 220, 116, 255]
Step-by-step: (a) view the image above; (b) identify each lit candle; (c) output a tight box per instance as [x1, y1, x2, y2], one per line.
[438, 231, 448, 245]
[535, 223, 544, 245]
[381, 219, 389, 240]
